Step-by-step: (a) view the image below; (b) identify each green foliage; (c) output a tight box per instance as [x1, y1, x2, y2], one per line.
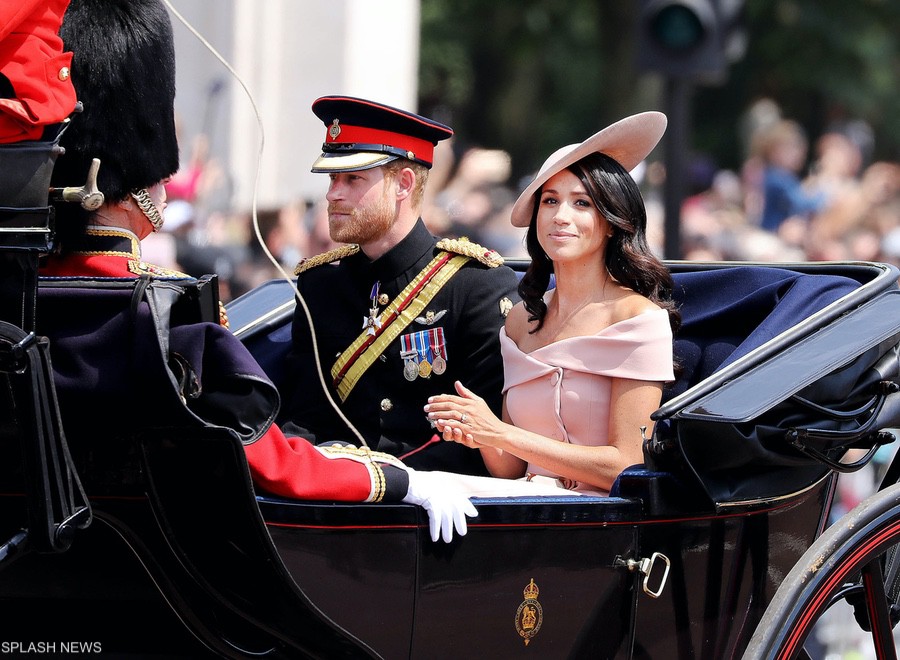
[419, 0, 659, 180]
[420, 0, 899, 179]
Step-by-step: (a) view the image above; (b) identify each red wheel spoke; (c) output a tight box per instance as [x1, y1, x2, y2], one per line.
[861, 559, 898, 660]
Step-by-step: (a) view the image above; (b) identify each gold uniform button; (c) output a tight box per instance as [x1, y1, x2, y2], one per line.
[58, 67, 70, 82]
[380, 398, 393, 412]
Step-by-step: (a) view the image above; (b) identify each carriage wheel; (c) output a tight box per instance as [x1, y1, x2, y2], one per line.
[743, 482, 900, 660]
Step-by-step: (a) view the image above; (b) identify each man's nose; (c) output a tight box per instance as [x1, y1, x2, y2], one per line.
[325, 181, 343, 201]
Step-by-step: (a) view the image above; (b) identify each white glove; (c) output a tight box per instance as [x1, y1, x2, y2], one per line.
[402, 470, 479, 543]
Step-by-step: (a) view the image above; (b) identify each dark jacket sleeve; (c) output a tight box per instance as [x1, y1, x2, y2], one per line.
[454, 263, 519, 414]
[278, 272, 351, 444]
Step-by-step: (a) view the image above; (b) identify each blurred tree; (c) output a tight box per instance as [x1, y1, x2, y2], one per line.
[420, 0, 899, 180]
[696, 0, 900, 169]
[419, 0, 660, 184]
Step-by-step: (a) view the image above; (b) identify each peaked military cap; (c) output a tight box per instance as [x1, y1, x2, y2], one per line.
[311, 95, 453, 173]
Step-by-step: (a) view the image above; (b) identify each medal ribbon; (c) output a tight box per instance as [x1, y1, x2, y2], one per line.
[430, 327, 445, 360]
[415, 331, 431, 364]
[331, 252, 471, 401]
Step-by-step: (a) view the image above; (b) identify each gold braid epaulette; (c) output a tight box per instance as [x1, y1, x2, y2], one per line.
[435, 236, 504, 268]
[293, 244, 360, 275]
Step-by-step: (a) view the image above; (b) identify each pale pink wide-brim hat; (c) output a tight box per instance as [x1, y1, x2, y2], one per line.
[510, 111, 667, 227]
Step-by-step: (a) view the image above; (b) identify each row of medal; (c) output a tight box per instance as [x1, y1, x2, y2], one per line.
[400, 328, 447, 381]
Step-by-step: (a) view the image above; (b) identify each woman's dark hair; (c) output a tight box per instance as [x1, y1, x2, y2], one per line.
[519, 151, 680, 334]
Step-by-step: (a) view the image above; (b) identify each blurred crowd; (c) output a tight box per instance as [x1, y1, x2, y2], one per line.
[148, 99, 900, 303]
[677, 98, 900, 266]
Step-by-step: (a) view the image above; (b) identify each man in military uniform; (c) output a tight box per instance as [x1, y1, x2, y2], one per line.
[38, 1, 475, 543]
[279, 96, 519, 475]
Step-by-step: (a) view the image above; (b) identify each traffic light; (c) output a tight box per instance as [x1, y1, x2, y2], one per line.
[636, 0, 745, 81]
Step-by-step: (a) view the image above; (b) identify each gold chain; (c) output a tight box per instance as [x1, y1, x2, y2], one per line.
[130, 188, 165, 232]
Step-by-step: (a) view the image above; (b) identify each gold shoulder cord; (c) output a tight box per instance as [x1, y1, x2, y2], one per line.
[294, 244, 360, 275]
[436, 236, 504, 267]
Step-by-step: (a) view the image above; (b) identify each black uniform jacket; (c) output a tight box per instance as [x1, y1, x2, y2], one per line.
[278, 219, 520, 475]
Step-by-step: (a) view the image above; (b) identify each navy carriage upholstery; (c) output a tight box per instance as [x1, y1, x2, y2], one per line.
[245, 315, 294, 395]
[664, 266, 860, 401]
[612, 266, 861, 507]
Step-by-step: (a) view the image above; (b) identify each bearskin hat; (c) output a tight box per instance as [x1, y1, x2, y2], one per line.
[50, 0, 179, 204]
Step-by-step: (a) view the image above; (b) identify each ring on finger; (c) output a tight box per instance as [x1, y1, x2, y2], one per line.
[460, 413, 469, 424]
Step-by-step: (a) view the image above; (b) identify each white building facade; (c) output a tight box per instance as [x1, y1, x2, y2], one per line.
[169, 0, 421, 209]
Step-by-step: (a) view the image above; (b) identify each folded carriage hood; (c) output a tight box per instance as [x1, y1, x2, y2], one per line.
[666, 289, 900, 424]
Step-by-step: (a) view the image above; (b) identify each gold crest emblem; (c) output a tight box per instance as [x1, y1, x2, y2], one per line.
[515, 578, 543, 646]
[329, 118, 341, 140]
[499, 296, 513, 318]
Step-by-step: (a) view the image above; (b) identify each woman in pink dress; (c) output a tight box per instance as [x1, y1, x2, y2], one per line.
[425, 113, 679, 495]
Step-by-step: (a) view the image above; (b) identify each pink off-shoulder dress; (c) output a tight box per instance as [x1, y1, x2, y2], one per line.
[501, 308, 674, 496]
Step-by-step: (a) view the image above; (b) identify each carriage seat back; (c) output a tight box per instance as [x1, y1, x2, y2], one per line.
[33, 276, 376, 655]
[34, 275, 278, 490]
[664, 266, 860, 401]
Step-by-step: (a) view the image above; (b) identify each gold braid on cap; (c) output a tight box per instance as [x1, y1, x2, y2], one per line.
[436, 236, 504, 267]
[131, 189, 165, 232]
[294, 244, 360, 275]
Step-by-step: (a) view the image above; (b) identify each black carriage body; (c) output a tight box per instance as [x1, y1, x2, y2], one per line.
[1, 258, 899, 658]
[255, 481, 834, 660]
[0, 450, 833, 659]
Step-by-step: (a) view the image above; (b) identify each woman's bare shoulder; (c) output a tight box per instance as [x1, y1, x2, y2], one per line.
[609, 290, 662, 325]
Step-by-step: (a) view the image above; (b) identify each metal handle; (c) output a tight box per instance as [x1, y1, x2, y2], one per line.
[620, 551, 671, 598]
[49, 158, 105, 211]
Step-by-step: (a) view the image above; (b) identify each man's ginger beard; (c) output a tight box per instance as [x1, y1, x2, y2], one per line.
[328, 178, 396, 245]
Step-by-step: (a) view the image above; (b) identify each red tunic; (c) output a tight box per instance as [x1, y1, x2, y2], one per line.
[41, 226, 409, 501]
[0, 0, 78, 143]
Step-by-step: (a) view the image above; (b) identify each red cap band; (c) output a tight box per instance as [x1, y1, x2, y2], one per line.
[325, 122, 435, 165]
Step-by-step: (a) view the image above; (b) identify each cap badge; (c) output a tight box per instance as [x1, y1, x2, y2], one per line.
[329, 119, 342, 140]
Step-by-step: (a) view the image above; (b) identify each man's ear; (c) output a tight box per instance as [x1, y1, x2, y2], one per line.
[394, 167, 416, 202]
